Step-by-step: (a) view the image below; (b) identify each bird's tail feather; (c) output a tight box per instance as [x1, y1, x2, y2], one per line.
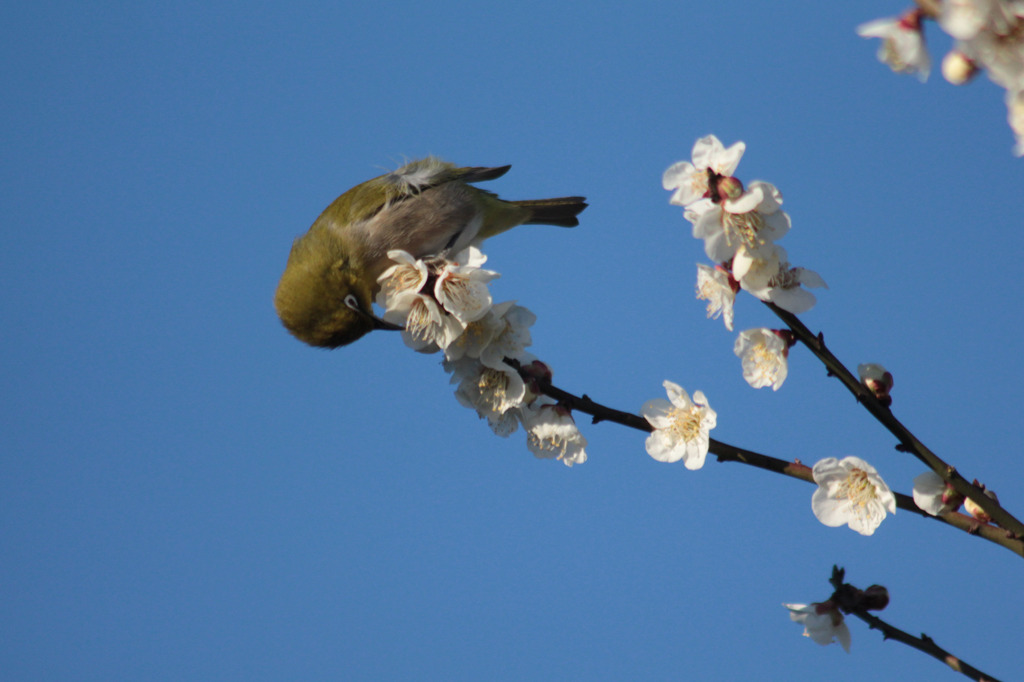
[511, 197, 588, 227]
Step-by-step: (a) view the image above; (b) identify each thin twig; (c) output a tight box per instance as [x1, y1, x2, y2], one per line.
[765, 302, 1024, 541]
[506, 358, 1024, 558]
[830, 567, 1001, 682]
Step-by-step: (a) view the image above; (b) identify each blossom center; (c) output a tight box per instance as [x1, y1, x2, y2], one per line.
[837, 468, 878, 508]
[527, 429, 571, 456]
[697, 278, 720, 302]
[881, 39, 912, 72]
[666, 406, 701, 442]
[381, 264, 425, 298]
[722, 210, 766, 249]
[477, 367, 515, 413]
[749, 342, 782, 378]
[406, 298, 439, 341]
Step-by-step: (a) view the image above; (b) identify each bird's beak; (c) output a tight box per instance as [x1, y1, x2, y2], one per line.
[371, 314, 404, 331]
[344, 293, 404, 332]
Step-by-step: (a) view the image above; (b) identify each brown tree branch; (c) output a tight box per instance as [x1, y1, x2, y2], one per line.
[764, 302, 1024, 541]
[507, 358, 1024, 558]
[830, 567, 1001, 682]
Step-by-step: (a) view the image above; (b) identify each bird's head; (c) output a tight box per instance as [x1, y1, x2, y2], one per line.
[274, 233, 378, 348]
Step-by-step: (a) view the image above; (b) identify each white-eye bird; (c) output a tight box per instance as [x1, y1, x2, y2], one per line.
[274, 157, 587, 348]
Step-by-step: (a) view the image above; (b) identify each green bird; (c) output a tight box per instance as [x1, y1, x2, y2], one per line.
[274, 157, 587, 348]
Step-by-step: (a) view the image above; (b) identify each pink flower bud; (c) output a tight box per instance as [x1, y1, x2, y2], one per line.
[940, 482, 965, 513]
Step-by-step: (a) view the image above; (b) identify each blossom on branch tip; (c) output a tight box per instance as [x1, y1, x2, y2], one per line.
[696, 264, 738, 330]
[857, 10, 931, 82]
[663, 135, 746, 208]
[641, 381, 716, 469]
[912, 471, 964, 516]
[811, 456, 896, 536]
[734, 328, 792, 390]
[783, 602, 852, 652]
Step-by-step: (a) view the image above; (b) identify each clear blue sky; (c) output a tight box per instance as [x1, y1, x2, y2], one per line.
[3, 2, 1021, 681]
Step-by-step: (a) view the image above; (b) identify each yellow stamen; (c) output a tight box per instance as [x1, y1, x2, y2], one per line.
[666, 406, 702, 443]
[837, 468, 878, 508]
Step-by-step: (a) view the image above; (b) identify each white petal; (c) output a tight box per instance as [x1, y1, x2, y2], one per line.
[641, 398, 675, 428]
[796, 268, 827, 289]
[912, 471, 947, 516]
[835, 621, 852, 653]
[662, 160, 695, 190]
[768, 286, 817, 314]
[645, 430, 684, 463]
[663, 380, 691, 409]
[811, 489, 849, 527]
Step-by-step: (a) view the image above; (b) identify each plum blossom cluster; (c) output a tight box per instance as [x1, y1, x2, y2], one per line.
[858, 2, 1024, 154]
[663, 135, 825, 390]
[376, 247, 587, 466]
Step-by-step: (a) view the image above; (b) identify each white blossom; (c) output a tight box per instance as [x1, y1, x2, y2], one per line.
[858, 11, 931, 82]
[384, 290, 464, 353]
[734, 328, 789, 390]
[376, 249, 430, 310]
[663, 135, 746, 208]
[961, 27, 1024, 90]
[732, 244, 826, 314]
[696, 264, 737, 330]
[446, 356, 527, 437]
[479, 303, 536, 369]
[641, 381, 716, 469]
[444, 300, 515, 362]
[811, 456, 897, 536]
[940, 0, 998, 40]
[692, 182, 791, 263]
[912, 470, 964, 516]
[434, 246, 499, 324]
[783, 603, 852, 653]
[521, 399, 588, 466]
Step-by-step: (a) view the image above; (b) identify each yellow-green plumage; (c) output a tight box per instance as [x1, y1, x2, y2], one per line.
[274, 157, 587, 348]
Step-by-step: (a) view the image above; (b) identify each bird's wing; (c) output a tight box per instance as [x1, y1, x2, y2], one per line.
[382, 158, 510, 198]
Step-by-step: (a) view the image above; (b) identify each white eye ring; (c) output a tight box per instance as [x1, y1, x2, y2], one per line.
[344, 294, 361, 312]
